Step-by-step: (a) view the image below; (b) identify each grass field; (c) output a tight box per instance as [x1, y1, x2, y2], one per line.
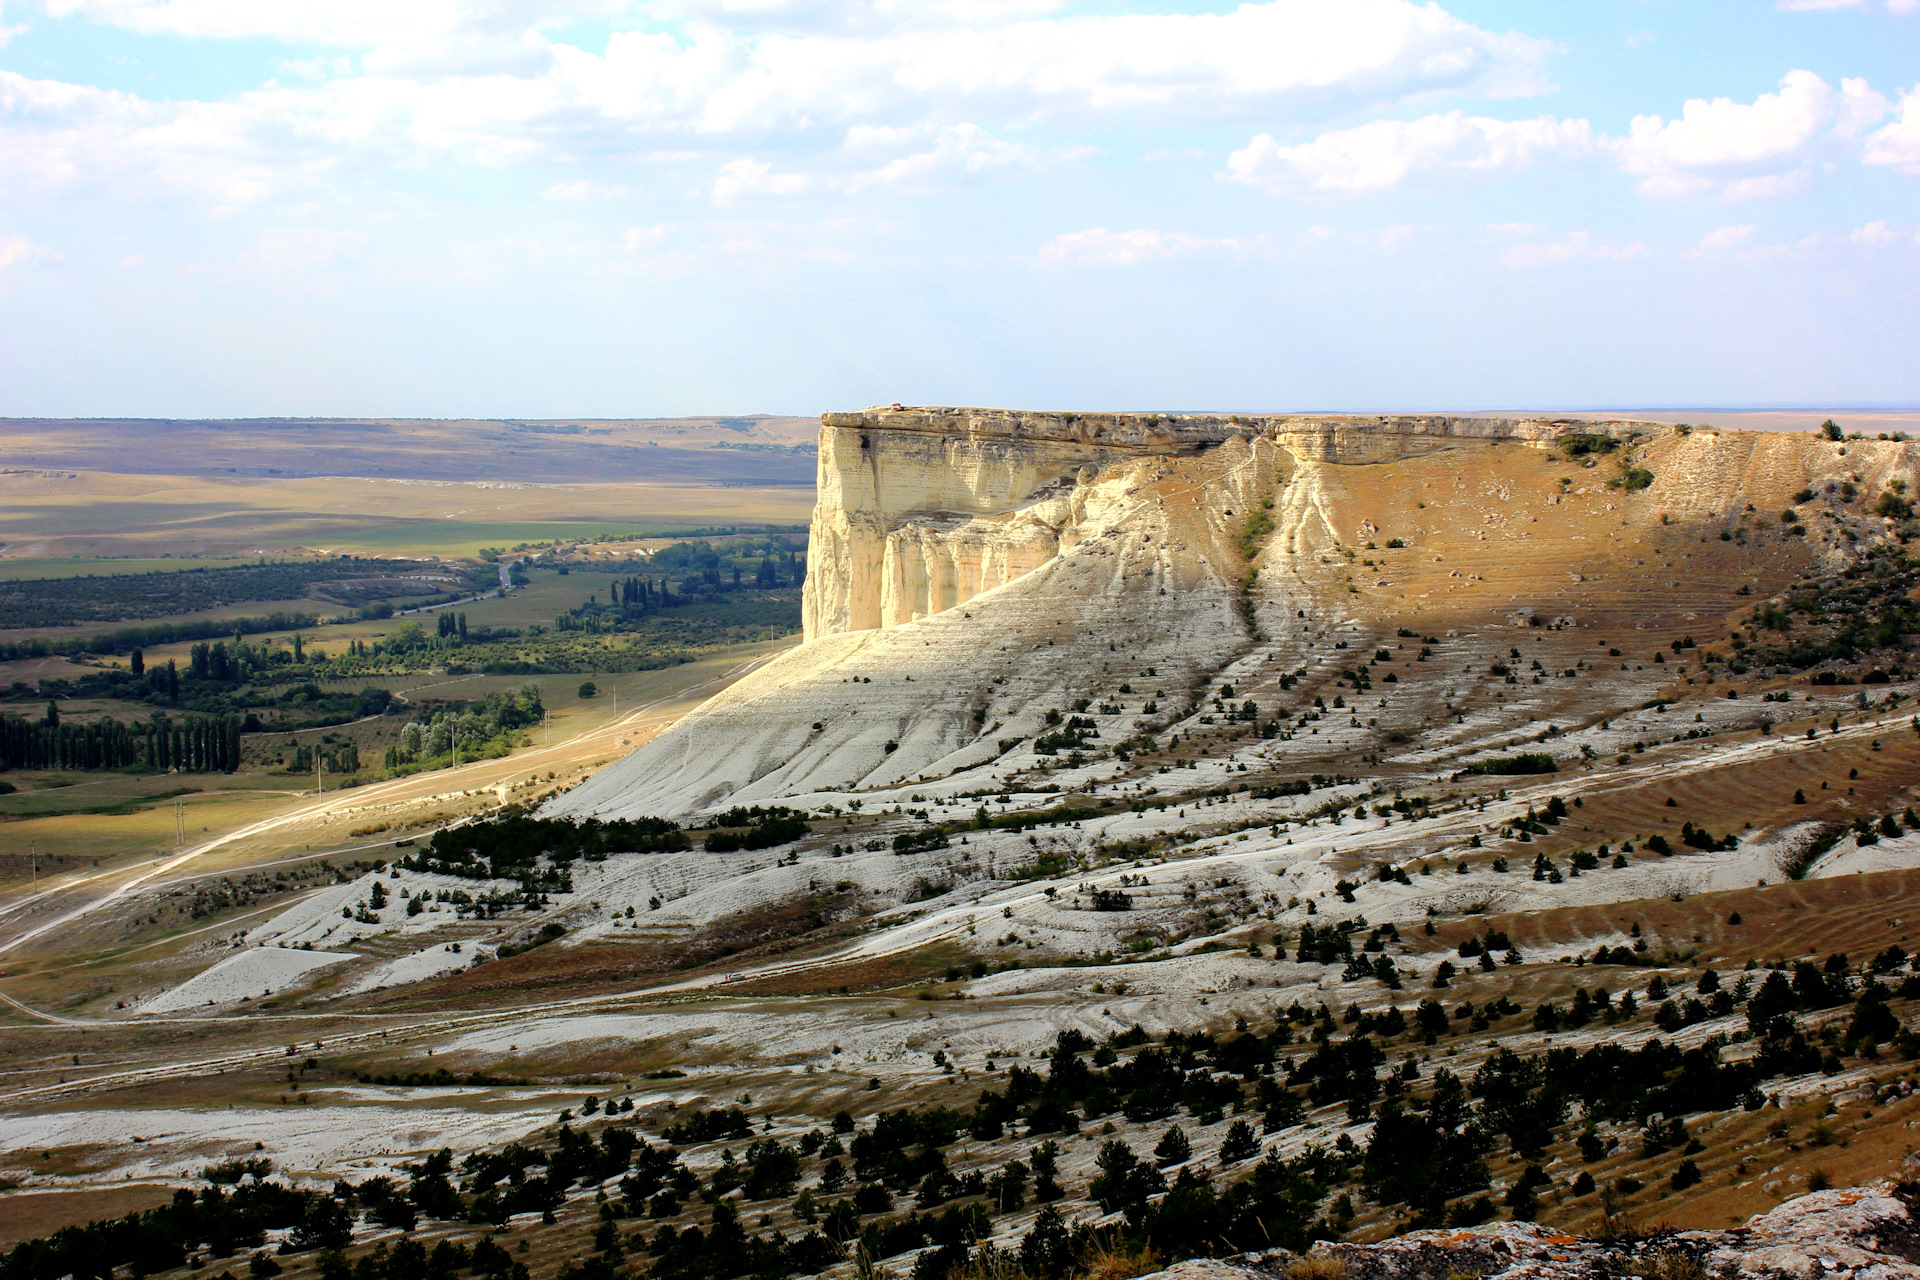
[0, 470, 816, 561]
[0, 636, 796, 882]
[0, 557, 261, 581]
[3, 567, 798, 687]
[0, 445, 812, 886]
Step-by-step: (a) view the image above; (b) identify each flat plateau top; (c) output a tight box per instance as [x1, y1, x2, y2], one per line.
[820, 406, 1662, 446]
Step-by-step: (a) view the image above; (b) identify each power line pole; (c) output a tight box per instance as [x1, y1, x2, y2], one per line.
[29, 842, 35, 888]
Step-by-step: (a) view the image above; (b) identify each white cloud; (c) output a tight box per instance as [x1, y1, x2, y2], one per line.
[40, 0, 1554, 118]
[1499, 231, 1645, 269]
[1718, 171, 1813, 200]
[1230, 69, 1899, 202]
[1698, 223, 1757, 250]
[0, 1, 1560, 208]
[44, 0, 464, 45]
[41, 0, 630, 74]
[0, 233, 53, 268]
[1863, 86, 1920, 172]
[1851, 219, 1903, 245]
[1227, 112, 1596, 194]
[1776, 0, 1920, 11]
[711, 157, 811, 204]
[1038, 227, 1245, 267]
[621, 223, 673, 252]
[542, 180, 631, 200]
[711, 123, 1078, 203]
[1616, 70, 1885, 198]
[843, 124, 1076, 191]
[553, 0, 1552, 137]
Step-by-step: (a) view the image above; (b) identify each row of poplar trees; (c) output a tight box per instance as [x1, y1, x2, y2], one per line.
[0, 713, 243, 773]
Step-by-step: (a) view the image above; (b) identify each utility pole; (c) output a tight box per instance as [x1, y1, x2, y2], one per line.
[317, 757, 324, 796]
[30, 842, 35, 887]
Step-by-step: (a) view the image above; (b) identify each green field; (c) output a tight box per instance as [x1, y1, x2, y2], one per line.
[0, 557, 265, 582]
[0, 454, 813, 873]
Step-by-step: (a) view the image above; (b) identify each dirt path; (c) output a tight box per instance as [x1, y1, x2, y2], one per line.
[0, 647, 791, 961]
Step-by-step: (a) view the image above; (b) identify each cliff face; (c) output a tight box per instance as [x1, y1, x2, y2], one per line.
[801, 408, 1629, 641]
[550, 407, 1913, 820]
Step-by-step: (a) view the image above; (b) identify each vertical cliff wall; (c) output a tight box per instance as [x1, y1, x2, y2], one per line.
[800, 408, 1623, 642]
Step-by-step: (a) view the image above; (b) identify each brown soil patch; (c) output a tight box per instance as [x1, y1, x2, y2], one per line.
[1428, 866, 1920, 967]
[362, 890, 876, 1007]
[0, 1184, 181, 1245]
[723, 941, 971, 997]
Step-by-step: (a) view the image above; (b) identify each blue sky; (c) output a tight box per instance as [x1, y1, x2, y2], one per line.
[0, 0, 1916, 418]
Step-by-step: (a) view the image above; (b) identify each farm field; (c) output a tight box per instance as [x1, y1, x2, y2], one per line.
[0, 468, 814, 563]
[0, 557, 259, 582]
[0, 634, 797, 898]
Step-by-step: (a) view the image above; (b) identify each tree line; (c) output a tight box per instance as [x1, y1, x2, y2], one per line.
[0, 711, 242, 773]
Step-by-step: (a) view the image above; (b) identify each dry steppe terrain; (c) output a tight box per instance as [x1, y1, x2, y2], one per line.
[5, 409, 1920, 1280]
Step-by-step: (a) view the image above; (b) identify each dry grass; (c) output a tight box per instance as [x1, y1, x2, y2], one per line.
[1081, 1243, 1161, 1280]
[1287, 1255, 1349, 1280]
[0, 465, 813, 564]
[1426, 866, 1920, 972]
[1624, 1253, 1704, 1280]
[0, 1184, 183, 1246]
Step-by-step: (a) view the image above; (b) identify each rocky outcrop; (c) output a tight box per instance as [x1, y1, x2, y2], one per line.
[802, 408, 1656, 640]
[1147, 1184, 1920, 1280]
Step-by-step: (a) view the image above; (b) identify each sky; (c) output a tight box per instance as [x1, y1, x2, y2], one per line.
[0, 0, 1916, 419]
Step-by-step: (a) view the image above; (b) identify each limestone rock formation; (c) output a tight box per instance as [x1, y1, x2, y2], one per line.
[1147, 1183, 1920, 1280]
[801, 409, 1625, 640]
[549, 406, 1916, 820]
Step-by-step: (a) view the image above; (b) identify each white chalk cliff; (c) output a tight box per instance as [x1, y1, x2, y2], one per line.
[548, 406, 1905, 820]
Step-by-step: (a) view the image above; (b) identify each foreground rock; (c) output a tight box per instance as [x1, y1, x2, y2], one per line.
[1150, 1183, 1920, 1280]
